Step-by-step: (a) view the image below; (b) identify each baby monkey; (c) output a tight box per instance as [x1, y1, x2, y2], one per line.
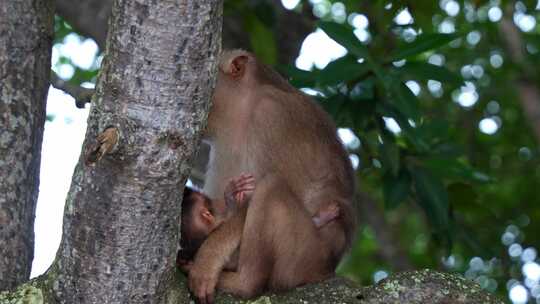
[178, 174, 341, 271]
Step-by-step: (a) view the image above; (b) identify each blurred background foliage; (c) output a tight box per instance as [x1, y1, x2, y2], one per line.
[52, 0, 540, 302]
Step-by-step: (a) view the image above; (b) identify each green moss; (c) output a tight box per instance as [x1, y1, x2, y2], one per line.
[0, 285, 43, 304]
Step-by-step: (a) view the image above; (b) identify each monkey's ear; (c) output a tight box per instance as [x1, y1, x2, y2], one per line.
[201, 209, 215, 225]
[230, 55, 248, 78]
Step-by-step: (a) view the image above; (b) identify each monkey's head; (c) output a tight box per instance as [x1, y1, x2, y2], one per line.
[206, 50, 254, 136]
[205, 49, 294, 137]
[178, 187, 220, 261]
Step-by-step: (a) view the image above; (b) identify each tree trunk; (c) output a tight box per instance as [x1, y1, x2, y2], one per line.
[0, 0, 54, 291]
[48, 0, 222, 302]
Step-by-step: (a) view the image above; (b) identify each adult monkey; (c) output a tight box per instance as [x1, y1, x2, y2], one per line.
[187, 50, 356, 303]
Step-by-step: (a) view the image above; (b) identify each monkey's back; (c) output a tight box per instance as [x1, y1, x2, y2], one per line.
[249, 85, 357, 256]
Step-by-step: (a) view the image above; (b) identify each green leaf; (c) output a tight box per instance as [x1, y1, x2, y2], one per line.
[423, 158, 491, 183]
[349, 77, 375, 101]
[395, 62, 462, 85]
[317, 94, 358, 130]
[318, 56, 370, 86]
[281, 66, 318, 87]
[318, 21, 369, 58]
[389, 81, 420, 121]
[411, 166, 450, 231]
[388, 33, 459, 61]
[46, 114, 56, 122]
[245, 13, 277, 65]
[383, 170, 412, 209]
[253, 2, 276, 26]
[415, 120, 450, 143]
[375, 103, 430, 152]
[447, 183, 478, 210]
[379, 136, 400, 176]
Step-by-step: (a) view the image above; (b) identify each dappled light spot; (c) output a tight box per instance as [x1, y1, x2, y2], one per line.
[442, 255, 456, 268]
[373, 270, 388, 283]
[59, 33, 99, 69]
[514, 12, 536, 32]
[300, 87, 324, 97]
[312, 0, 331, 18]
[296, 29, 347, 70]
[488, 6, 502, 22]
[392, 59, 406, 67]
[281, 0, 300, 10]
[330, 2, 347, 23]
[466, 31, 481, 46]
[441, 0, 460, 17]
[394, 8, 413, 25]
[439, 18, 456, 33]
[521, 248, 538, 263]
[428, 53, 445, 66]
[428, 80, 443, 97]
[509, 243, 523, 258]
[518, 147, 533, 161]
[383, 117, 401, 134]
[502, 231, 516, 246]
[454, 82, 479, 108]
[338, 128, 361, 150]
[509, 284, 528, 304]
[479, 118, 499, 135]
[57, 64, 75, 80]
[490, 52, 504, 68]
[354, 28, 371, 43]
[406, 80, 421, 96]
[349, 154, 359, 170]
[469, 257, 485, 272]
[349, 13, 369, 30]
[486, 100, 500, 114]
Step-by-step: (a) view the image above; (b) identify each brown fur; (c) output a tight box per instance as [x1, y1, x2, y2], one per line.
[187, 50, 356, 303]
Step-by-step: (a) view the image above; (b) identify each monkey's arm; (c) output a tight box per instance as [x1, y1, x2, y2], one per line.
[188, 207, 247, 304]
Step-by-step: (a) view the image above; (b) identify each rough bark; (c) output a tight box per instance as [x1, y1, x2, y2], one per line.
[0, 0, 54, 291]
[41, 0, 221, 302]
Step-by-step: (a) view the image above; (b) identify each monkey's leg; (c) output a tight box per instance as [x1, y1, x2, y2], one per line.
[218, 176, 333, 296]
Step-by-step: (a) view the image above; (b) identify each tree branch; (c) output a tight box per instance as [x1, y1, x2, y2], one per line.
[54, 0, 314, 66]
[50, 72, 94, 108]
[357, 192, 414, 271]
[499, 8, 540, 144]
[55, 0, 111, 50]
[2, 269, 504, 303]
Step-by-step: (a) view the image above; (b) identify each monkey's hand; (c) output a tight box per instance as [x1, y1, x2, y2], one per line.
[224, 173, 255, 209]
[188, 262, 220, 304]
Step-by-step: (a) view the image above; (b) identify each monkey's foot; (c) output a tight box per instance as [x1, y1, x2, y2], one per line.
[85, 127, 119, 165]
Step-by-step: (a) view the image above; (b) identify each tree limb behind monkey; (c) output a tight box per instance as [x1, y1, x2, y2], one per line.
[187, 50, 356, 304]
